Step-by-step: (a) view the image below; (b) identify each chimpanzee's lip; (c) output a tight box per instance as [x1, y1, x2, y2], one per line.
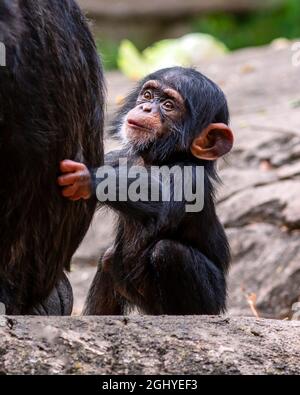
[127, 119, 150, 131]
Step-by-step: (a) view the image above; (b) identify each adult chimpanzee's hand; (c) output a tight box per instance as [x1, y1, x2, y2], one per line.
[58, 160, 92, 201]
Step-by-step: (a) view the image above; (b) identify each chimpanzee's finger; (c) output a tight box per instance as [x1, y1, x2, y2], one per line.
[61, 184, 79, 198]
[57, 173, 78, 186]
[60, 160, 85, 173]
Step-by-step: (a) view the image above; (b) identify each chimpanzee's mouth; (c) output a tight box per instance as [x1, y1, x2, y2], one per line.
[127, 119, 151, 131]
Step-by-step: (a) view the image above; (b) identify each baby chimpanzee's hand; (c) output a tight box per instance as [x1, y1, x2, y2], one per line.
[58, 160, 92, 201]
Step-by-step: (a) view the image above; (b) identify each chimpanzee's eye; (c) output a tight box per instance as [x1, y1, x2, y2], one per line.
[162, 100, 175, 111]
[143, 90, 153, 100]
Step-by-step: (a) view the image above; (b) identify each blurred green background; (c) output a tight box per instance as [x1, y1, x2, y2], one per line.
[191, 0, 300, 50]
[79, 0, 300, 71]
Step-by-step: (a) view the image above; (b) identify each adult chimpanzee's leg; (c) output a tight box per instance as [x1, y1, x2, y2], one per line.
[0, 273, 73, 315]
[0, 282, 15, 315]
[28, 273, 73, 316]
[84, 265, 126, 315]
[141, 240, 227, 315]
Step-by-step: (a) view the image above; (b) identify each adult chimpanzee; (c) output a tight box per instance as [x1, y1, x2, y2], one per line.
[58, 67, 234, 315]
[0, 0, 104, 314]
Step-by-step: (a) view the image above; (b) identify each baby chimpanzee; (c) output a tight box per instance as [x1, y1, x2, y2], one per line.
[58, 67, 234, 315]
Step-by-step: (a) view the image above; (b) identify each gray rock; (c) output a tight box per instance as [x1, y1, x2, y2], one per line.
[218, 180, 300, 229]
[0, 316, 299, 375]
[227, 224, 300, 318]
[217, 168, 278, 202]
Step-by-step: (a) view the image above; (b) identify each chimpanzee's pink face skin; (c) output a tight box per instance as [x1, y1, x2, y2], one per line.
[120, 80, 185, 146]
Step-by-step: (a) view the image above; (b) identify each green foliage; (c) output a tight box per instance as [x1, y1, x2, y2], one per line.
[117, 34, 228, 80]
[97, 0, 300, 70]
[96, 39, 120, 70]
[191, 0, 300, 50]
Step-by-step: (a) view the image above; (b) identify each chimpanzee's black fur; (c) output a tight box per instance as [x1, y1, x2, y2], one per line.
[0, 0, 104, 314]
[85, 67, 231, 316]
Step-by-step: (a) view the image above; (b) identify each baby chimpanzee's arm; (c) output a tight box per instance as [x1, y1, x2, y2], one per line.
[58, 155, 188, 231]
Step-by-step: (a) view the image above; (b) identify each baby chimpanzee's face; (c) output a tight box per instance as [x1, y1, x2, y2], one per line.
[118, 67, 233, 162]
[120, 79, 186, 147]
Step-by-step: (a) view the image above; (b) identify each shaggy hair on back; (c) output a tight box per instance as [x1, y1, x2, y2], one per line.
[0, 0, 104, 314]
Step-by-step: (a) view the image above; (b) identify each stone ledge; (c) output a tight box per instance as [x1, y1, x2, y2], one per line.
[0, 315, 299, 374]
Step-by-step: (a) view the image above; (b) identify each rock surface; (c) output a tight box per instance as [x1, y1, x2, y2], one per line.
[0, 315, 299, 375]
[71, 41, 300, 319]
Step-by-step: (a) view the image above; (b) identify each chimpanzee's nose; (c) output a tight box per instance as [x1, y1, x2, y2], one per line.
[141, 102, 152, 112]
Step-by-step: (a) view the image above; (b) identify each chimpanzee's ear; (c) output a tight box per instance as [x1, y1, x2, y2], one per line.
[191, 123, 234, 160]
